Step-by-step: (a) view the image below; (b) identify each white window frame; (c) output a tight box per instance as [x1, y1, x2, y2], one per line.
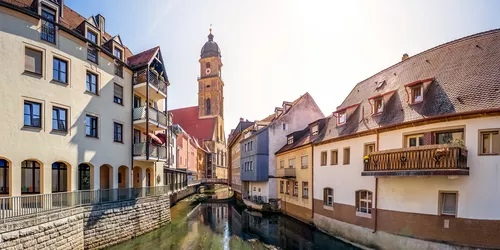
[356, 190, 372, 218]
[338, 111, 346, 125]
[439, 191, 458, 216]
[279, 160, 285, 169]
[287, 136, 293, 144]
[301, 155, 308, 169]
[293, 181, 298, 196]
[407, 134, 424, 147]
[288, 158, 295, 169]
[373, 98, 383, 114]
[302, 182, 308, 198]
[311, 124, 319, 135]
[479, 130, 500, 155]
[411, 84, 423, 104]
[324, 188, 333, 207]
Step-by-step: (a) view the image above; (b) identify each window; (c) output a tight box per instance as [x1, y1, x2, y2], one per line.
[288, 158, 295, 168]
[87, 47, 98, 63]
[52, 107, 67, 131]
[24, 101, 42, 128]
[411, 85, 423, 103]
[205, 98, 211, 115]
[85, 115, 98, 138]
[407, 134, 424, 147]
[302, 182, 309, 198]
[373, 98, 383, 114]
[134, 129, 141, 144]
[320, 151, 327, 166]
[285, 181, 289, 194]
[338, 111, 346, 125]
[25, 47, 43, 75]
[87, 30, 97, 43]
[440, 192, 457, 216]
[364, 143, 375, 157]
[0, 160, 9, 194]
[118, 173, 122, 184]
[78, 163, 91, 190]
[435, 130, 463, 145]
[52, 57, 67, 83]
[311, 125, 319, 135]
[86, 71, 98, 94]
[279, 160, 284, 169]
[206, 62, 211, 69]
[114, 122, 123, 143]
[133, 95, 141, 108]
[287, 136, 293, 144]
[343, 147, 350, 165]
[52, 162, 67, 192]
[249, 141, 253, 150]
[330, 150, 338, 165]
[479, 130, 499, 155]
[280, 181, 284, 194]
[21, 160, 40, 194]
[356, 190, 372, 216]
[282, 123, 287, 131]
[301, 155, 308, 169]
[114, 63, 123, 77]
[323, 188, 333, 206]
[244, 144, 248, 152]
[293, 181, 298, 196]
[253, 187, 256, 191]
[114, 83, 123, 105]
[41, 7, 56, 43]
[114, 47, 123, 60]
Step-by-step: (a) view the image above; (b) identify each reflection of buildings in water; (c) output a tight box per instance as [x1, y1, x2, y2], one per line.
[199, 203, 229, 234]
[276, 216, 314, 250]
[242, 210, 278, 245]
[230, 206, 242, 236]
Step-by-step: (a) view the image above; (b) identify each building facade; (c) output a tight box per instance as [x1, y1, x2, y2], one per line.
[313, 30, 500, 249]
[227, 118, 255, 197]
[240, 93, 324, 206]
[0, 0, 175, 196]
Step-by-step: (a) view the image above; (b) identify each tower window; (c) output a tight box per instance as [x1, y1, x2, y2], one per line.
[206, 62, 211, 69]
[205, 98, 211, 115]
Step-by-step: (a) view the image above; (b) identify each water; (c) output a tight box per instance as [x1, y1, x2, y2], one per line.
[107, 198, 359, 250]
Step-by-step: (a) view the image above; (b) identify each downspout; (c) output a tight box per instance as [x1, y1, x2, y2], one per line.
[131, 70, 135, 189]
[146, 68, 150, 161]
[311, 144, 314, 221]
[373, 129, 379, 233]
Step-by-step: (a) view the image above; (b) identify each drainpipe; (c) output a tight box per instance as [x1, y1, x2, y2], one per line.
[373, 129, 379, 233]
[311, 145, 314, 220]
[146, 67, 150, 162]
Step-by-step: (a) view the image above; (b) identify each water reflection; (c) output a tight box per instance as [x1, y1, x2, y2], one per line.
[108, 201, 359, 250]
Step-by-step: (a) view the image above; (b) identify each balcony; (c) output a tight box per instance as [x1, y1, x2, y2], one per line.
[133, 142, 167, 162]
[133, 106, 168, 131]
[362, 144, 468, 177]
[277, 168, 296, 178]
[133, 68, 167, 100]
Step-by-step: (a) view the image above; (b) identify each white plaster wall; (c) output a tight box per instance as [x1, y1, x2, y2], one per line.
[0, 10, 133, 195]
[377, 116, 500, 219]
[248, 181, 271, 201]
[313, 135, 377, 206]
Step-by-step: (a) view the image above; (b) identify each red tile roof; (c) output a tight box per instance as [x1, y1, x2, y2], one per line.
[128, 46, 159, 68]
[169, 106, 216, 145]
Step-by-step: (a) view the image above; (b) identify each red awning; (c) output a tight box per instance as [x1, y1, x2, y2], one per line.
[144, 132, 163, 145]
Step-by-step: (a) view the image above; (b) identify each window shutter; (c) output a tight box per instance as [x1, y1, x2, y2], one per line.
[114, 83, 123, 99]
[25, 48, 42, 74]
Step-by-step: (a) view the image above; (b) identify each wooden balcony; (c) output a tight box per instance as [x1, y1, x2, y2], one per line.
[362, 144, 468, 177]
[277, 168, 296, 178]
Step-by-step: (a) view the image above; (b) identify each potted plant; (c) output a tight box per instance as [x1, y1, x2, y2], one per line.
[363, 155, 369, 163]
[435, 147, 449, 157]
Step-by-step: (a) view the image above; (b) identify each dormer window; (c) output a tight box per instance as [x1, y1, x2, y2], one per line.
[373, 98, 383, 114]
[41, 6, 56, 43]
[411, 85, 423, 103]
[338, 111, 346, 125]
[311, 125, 319, 135]
[287, 136, 293, 145]
[87, 30, 97, 44]
[113, 47, 123, 61]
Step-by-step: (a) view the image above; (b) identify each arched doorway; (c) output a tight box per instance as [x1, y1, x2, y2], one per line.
[0, 158, 10, 195]
[99, 164, 113, 190]
[78, 163, 92, 190]
[52, 162, 69, 193]
[118, 166, 128, 189]
[21, 160, 42, 194]
[133, 166, 142, 188]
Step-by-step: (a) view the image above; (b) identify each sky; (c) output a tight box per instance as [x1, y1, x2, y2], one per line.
[66, 0, 500, 136]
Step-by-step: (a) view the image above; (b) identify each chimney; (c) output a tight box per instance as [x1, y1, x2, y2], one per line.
[96, 14, 105, 34]
[401, 53, 409, 61]
[59, 0, 64, 17]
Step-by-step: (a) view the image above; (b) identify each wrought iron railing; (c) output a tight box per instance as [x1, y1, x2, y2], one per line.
[40, 23, 55, 43]
[133, 68, 167, 95]
[277, 168, 296, 178]
[364, 144, 468, 172]
[133, 106, 168, 127]
[0, 185, 181, 222]
[133, 142, 167, 160]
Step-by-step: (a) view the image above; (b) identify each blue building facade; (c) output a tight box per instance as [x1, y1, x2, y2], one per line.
[240, 128, 269, 182]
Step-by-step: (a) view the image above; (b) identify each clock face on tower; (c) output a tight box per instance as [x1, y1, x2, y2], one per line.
[206, 68, 211, 75]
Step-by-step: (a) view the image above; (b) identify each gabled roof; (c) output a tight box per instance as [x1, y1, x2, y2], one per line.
[127, 46, 159, 68]
[169, 106, 216, 146]
[276, 117, 330, 155]
[321, 29, 500, 143]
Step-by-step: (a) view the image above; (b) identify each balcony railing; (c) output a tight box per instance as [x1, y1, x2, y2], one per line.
[362, 144, 468, 176]
[277, 168, 296, 178]
[133, 68, 167, 95]
[133, 106, 168, 127]
[133, 142, 167, 160]
[0, 185, 180, 222]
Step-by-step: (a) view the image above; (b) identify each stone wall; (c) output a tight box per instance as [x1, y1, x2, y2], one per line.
[0, 194, 173, 250]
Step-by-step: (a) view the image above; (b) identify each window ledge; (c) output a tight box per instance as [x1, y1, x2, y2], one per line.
[85, 135, 99, 140]
[23, 71, 43, 78]
[302, 196, 309, 199]
[372, 112, 383, 117]
[84, 90, 99, 96]
[114, 141, 124, 144]
[51, 79, 68, 86]
[478, 153, 499, 156]
[22, 125, 42, 131]
[50, 129, 68, 135]
[114, 101, 124, 106]
[409, 100, 424, 105]
[355, 212, 372, 218]
[323, 205, 334, 211]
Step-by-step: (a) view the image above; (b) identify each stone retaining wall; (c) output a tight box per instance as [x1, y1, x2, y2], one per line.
[0, 194, 173, 250]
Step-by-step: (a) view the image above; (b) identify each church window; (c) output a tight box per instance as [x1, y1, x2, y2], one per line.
[206, 62, 211, 69]
[205, 98, 211, 115]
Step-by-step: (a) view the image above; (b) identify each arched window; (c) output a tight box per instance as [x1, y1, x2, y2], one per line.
[205, 98, 211, 115]
[78, 163, 91, 190]
[22, 160, 40, 194]
[205, 62, 211, 69]
[355, 190, 373, 215]
[52, 162, 68, 192]
[0, 160, 9, 194]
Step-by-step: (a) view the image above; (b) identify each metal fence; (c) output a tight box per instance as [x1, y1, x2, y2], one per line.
[0, 185, 180, 222]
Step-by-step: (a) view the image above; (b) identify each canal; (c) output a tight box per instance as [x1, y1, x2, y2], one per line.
[107, 197, 359, 250]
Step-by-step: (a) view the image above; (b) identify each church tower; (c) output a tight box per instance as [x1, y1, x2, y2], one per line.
[198, 28, 224, 120]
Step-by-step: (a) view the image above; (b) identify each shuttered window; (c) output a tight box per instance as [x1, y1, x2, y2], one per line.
[25, 48, 42, 75]
[114, 83, 123, 105]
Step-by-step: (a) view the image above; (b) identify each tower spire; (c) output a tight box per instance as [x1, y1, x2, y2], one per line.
[208, 24, 214, 41]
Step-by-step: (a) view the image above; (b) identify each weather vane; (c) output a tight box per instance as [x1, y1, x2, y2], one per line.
[209, 24, 212, 33]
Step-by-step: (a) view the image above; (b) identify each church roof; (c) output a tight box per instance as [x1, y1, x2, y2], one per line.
[169, 106, 216, 145]
[201, 32, 221, 58]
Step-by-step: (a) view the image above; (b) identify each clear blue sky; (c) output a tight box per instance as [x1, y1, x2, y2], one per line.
[66, 0, 500, 135]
